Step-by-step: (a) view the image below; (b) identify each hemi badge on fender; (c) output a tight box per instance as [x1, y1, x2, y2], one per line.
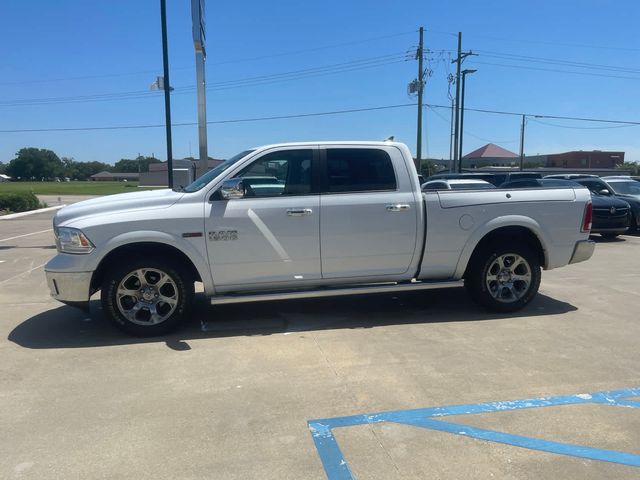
[181, 232, 203, 238]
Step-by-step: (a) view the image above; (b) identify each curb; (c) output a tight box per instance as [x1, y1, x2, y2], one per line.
[0, 204, 66, 220]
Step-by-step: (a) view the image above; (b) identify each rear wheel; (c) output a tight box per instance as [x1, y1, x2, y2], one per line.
[101, 257, 194, 336]
[465, 244, 541, 313]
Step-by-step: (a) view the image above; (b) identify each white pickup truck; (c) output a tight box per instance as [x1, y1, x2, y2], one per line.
[45, 141, 595, 336]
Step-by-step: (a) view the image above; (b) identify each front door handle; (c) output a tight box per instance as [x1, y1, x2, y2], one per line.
[386, 204, 410, 212]
[287, 208, 313, 216]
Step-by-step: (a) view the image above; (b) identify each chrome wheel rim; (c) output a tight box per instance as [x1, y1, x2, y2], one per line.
[485, 254, 532, 303]
[116, 268, 179, 325]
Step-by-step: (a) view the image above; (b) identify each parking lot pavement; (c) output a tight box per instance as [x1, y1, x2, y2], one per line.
[1, 210, 639, 479]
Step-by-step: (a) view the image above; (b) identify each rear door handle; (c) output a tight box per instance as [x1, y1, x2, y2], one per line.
[386, 204, 410, 212]
[287, 208, 313, 216]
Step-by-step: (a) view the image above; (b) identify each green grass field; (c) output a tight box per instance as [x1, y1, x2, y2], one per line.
[0, 181, 162, 195]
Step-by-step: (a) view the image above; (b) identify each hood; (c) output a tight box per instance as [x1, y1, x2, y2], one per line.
[612, 193, 640, 211]
[590, 194, 630, 209]
[54, 189, 184, 227]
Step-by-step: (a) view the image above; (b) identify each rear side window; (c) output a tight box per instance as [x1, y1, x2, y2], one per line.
[326, 148, 397, 193]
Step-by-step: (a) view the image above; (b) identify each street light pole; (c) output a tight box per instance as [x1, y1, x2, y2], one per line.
[458, 69, 476, 172]
[160, 0, 173, 188]
[519, 114, 526, 171]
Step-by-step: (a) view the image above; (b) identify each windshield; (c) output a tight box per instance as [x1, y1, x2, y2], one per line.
[608, 180, 640, 196]
[182, 149, 255, 193]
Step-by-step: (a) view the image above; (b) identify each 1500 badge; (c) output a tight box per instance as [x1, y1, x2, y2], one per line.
[208, 230, 238, 241]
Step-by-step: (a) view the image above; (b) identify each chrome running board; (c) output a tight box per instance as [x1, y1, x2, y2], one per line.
[210, 280, 463, 305]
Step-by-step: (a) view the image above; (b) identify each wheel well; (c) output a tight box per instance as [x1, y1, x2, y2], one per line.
[91, 242, 201, 292]
[464, 226, 545, 277]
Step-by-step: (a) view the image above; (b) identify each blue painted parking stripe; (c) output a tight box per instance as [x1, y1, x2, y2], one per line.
[392, 417, 640, 468]
[308, 387, 640, 479]
[308, 422, 353, 480]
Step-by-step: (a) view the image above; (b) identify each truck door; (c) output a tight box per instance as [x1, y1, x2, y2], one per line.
[319, 146, 419, 279]
[205, 147, 321, 289]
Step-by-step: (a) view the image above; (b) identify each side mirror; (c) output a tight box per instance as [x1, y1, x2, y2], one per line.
[220, 178, 245, 200]
[598, 189, 610, 195]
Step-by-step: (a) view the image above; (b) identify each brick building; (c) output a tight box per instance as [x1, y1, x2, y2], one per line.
[542, 151, 624, 169]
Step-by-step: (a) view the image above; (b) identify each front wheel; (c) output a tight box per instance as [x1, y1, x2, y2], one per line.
[465, 244, 541, 313]
[101, 257, 194, 336]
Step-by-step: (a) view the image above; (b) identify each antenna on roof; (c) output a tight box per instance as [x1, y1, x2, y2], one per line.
[384, 136, 395, 142]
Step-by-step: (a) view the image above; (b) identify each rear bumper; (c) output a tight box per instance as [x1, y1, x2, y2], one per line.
[569, 239, 596, 265]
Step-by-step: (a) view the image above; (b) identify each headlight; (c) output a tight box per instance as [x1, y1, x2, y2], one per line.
[54, 227, 95, 254]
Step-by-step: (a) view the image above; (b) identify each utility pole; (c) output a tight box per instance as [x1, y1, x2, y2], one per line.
[451, 32, 477, 172]
[160, 0, 174, 188]
[191, 0, 208, 179]
[519, 114, 526, 171]
[449, 97, 455, 172]
[452, 32, 462, 168]
[415, 26, 424, 173]
[458, 69, 476, 173]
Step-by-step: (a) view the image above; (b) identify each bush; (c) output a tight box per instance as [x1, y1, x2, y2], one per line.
[0, 192, 41, 213]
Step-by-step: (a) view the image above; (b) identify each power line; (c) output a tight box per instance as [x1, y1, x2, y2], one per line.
[466, 60, 640, 81]
[426, 103, 640, 125]
[207, 30, 415, 66]
[0, 31, 415, 86]
[468, 33, 640, 53]
[0, 103, 416, 133]
[3, 101, 637, 134]
[475, 50, 640, 74]
[425, 104, 517, 144]
[0, 53, 411, 107]
[528, 118, 636, 130]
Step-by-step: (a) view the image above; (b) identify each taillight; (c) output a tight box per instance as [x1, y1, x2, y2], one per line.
[581, 200, 593, 233]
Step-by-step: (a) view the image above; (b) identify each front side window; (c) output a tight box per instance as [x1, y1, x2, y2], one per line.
[326, 148, 396, 193]
[237, 149, 313, 197]
[579, 180, 607, 194]
[183, 149, 254, 193]
[608, 181, 640, 195]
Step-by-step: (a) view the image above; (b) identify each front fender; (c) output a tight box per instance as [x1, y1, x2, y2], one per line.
[453, 215, 550, 279]
[93, 231, 214, 295]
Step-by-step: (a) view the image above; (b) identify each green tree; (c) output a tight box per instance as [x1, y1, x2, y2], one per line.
[618, 162, 640, 176]
[114, 155, 161, 173]
[6, 148, 64, 180]
[420, 160, 438, 178]
[61, 157, 113, 180]
[0, 161, 6, 175]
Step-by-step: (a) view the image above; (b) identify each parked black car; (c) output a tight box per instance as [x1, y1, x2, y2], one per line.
[500, 178, 631, 238]
[573, 177, 640, 232]
[427, 171, 542, 187]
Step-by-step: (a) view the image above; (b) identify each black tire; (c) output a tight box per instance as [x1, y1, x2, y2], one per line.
[465, 243, 541, 313]
[600, 233, 618, 239]
[101, 256, 194, 336]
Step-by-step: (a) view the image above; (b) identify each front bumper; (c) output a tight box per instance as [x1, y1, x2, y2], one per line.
[45, 270, 92, 303]
[569, 239, 596, 265]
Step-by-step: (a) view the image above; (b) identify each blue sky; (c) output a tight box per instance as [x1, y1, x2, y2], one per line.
[1, 0, 639, 164]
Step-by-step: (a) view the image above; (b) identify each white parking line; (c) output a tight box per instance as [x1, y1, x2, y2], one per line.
[0, 229, 53, 243]
[0, 262, 47, 285]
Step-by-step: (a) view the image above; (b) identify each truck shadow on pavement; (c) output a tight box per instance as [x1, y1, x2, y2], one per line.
[9, 287, 577, 350]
